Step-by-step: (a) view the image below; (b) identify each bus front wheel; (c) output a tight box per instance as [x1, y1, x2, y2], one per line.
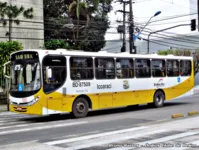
[153, 90, 165, 108]
[72, 97, 89, 118]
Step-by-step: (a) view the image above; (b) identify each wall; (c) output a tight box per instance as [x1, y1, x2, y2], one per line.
[0, 0, 44, 49]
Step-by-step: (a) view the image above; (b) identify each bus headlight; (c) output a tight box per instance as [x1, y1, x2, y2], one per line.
[28, 96, 40, 106]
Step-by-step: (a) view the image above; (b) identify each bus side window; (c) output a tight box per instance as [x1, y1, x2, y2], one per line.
[95, 57, 115, 79]
[167, 60, 179, 77]
[180, 60, 191, 76]
[152, 59, 166, 77]
[70, 57, 93, 80]
[116, 58, 134, 79]
[135, 59, 150, 78]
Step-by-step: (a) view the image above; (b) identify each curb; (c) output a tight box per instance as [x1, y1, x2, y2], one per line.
[172, 110, 199, 119]
[188, 111, 199, 116]
[171, 113, 184, 119]
[0, 110, 7, 112]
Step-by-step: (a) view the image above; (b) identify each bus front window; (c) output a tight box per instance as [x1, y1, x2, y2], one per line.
[10, 60, 41, 97]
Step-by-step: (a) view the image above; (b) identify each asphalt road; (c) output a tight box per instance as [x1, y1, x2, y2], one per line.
[0, 94, 199, 146]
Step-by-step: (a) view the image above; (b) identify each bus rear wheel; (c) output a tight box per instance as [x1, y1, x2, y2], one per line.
[153, 90, 165, 108]
[72, 97, 89, 118]
[148, 90, 165, 108]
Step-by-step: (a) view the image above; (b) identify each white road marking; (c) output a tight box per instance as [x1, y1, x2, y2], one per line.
[108, 131, 199, 150]
[61, 130, 166, 150]
[0, 121, 87, 135]
[44, 126, 148, 145]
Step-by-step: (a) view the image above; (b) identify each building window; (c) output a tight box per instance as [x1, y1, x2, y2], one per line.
[152, 59, 166, 77]
[135, 59, 151, 78]
[70, 57, 93, 80]
[180, 60, 192, 76]
[167, 60, 179, 76]
[116, 58, 134, 78]
[95, 57, 115, 79]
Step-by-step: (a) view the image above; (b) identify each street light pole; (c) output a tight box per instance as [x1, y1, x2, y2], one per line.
[147, 24, 190, 54]
[133, 11, 161, 41]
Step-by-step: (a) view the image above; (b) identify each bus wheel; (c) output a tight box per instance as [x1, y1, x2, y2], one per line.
[153, 90, 165, 108]
[72, 97, 89, 118]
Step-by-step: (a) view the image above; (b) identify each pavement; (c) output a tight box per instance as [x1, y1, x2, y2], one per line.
[0, 104, 7, 112]
[0, 113, 199, 149]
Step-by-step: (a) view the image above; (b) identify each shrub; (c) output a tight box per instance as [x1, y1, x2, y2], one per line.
[44, 39, 70, 50]
[0, 41, 23, 74]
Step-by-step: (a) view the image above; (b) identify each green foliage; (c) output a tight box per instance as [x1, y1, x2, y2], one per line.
[158, 49, 191, 56]
[78, 15, 109, 51]
[0, 41, 23, 75]
[44, 0, 113, 52]
[44, 40, 71, 50]
[44, 0, 71, 40]
[158, 49, 175, 55]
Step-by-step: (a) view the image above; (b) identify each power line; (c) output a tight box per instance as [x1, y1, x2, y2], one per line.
[140, 33, 199, 49]
[138, 13, 198, 25]
[135, 25, 199, 43]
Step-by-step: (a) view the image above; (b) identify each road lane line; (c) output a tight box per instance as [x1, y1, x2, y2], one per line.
[0, 122, 46, 130]
[0, 121, 87, 135]
[61, 130, 166, 150]
[44, 126, 148, 145]
[108, 131, 199, 150]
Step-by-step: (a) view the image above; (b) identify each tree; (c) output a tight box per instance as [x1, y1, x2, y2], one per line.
[44, 39, 71, 50]
[43, 0, 113, 51]
[78, 15, 109, 52]
[0, 41, 23, 78]
[0, 2, 34, 41]
[158, 49, 199, 75]
[43, 0, 72, 40]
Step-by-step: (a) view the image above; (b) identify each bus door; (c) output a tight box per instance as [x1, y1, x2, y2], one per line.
[43, 55, 67, 114]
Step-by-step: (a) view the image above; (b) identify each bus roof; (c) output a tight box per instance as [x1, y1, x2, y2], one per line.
[11, 49, 193, 60]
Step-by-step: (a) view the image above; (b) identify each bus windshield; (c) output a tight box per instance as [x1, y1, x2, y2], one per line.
[10, 52, 41, 97]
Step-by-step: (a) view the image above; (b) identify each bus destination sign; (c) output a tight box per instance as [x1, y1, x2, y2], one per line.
[11, 52, 38, 61]
[15, 54, 33, 60]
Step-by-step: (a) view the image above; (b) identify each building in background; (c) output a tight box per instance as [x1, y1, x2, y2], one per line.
[0, 0, 44, 49]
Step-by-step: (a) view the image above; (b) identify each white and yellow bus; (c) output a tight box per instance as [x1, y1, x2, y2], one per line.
[4, 49, 194, 118]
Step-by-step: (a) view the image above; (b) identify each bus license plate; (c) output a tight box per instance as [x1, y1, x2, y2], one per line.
[17, 107, 22, 110]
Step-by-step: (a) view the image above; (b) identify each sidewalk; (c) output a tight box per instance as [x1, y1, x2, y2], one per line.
[0, 104, 7, 112]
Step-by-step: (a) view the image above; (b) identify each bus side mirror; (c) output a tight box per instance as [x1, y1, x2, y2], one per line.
[46, 68, 52, 79]
[3, 61, 11, 79]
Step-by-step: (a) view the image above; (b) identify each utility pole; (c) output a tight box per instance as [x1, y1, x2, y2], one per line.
[129, 0, 135, 54]
[8, 0, 12, 41]
[198, 0, 199, 31]
[115, 0, 128, 52]
[116, 0, 135, 53]
[122, 1, 126, 52]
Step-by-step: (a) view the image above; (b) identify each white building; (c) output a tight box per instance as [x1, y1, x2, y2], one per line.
[0, 0, 44, 49]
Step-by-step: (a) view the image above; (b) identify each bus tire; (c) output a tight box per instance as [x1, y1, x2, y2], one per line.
[153, 90, 165, 108]
[72, 97, 89, 118]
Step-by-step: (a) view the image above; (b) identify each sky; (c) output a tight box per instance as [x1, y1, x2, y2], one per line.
[105, 0, 198, 40]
